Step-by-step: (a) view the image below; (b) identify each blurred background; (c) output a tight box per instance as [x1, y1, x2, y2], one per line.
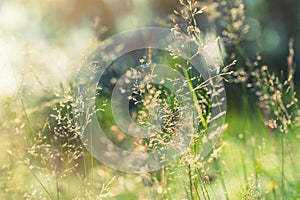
[0, 0, 299, 98]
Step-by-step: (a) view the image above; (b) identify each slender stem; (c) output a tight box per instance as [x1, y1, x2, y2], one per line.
[20, 97, 34, 140]
[56, 178, 60, 200]
[214, 159, 229, 200]
[182, 66, 207, 129]
[273, 186, 277, 200]
[281, 132, 285, 199]
[28, 167, 53, 199]
[188, 164, 194, 200]
[199, 174, 211, 200]
[240, 152, 248, 186]
[90, 145, 95, 191]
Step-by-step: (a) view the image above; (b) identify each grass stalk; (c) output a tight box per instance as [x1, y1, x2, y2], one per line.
[56, 178, 60, 200]
[28, 167, 53, 199]
[214, 159, 229, 200]
[188, 164, 194, 200]
[281, 132, 285, 200]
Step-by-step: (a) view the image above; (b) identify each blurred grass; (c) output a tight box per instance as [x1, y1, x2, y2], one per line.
[0, 0, 300, 199]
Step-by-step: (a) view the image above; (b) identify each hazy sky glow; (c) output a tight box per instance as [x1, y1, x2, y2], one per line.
[0, 0, 95, 97]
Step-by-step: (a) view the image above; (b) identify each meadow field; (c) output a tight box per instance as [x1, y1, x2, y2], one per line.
[0, 0, 299, 199]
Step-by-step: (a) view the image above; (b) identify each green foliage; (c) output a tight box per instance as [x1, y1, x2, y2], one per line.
[0, 0, 299, 199]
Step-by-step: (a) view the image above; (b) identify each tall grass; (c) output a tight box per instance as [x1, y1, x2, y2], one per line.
[0, 0, 299, 199]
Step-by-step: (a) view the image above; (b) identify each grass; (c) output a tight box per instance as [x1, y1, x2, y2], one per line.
[0, 0, 300, 199]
